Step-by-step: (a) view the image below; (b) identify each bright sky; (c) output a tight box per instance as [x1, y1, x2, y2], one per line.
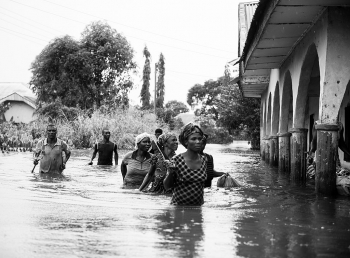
[0, 0, 241, 107]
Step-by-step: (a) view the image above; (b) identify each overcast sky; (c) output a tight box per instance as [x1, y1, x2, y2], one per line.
[0, 0, 241, 107]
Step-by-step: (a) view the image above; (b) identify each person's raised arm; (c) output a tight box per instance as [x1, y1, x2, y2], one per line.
[33, 141, 42, 165]
[163, 165, 177, 191]
[62, 142, 71, 163]
[213, 170, 225, 177]
[114, 144, 119, 166]
[120, 161, 127, 179]
[139, 165, 156, 191]
[88, 144, 98, 165]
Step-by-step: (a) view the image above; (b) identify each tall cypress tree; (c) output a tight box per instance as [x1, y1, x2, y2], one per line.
[140, 46, 151, 109]
[156, 53, 165, 108]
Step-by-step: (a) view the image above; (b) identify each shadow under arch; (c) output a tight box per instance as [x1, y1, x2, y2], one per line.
[272, 82, 280, 135]
[294, 43, 319, 128]
[279, 71, 293, 173]
[267, 93, 272, 136]
[280, 71, 293, 133]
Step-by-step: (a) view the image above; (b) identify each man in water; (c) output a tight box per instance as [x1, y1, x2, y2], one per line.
[149, 128, 163, 154]
[33, 124, 71, 174]
[88, 128, 118, 166]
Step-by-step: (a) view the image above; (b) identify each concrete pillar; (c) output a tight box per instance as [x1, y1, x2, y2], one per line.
[315, 123, 339, 195]
[269, 136, 279, 167]
[290, 128, 308, 182]
[261, 137, 267, 161]
[278, 132, 291, 173]
[265, 137, 270, 164]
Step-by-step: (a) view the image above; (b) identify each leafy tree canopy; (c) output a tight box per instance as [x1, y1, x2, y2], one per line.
[165, 100, 189, 117]
[140, 46, 151, 109]
[30, 21, 136, 109]
[187, 78, 223, 119]
[156, 53, 165, 108]
[187, 72, 260, 148]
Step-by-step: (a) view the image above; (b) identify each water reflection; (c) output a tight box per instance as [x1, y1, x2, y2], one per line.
[1, 142, 350, 257]
[156, 208, 203, 257]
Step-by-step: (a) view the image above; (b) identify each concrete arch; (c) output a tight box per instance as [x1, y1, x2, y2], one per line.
[266, 93, 272, 136]
[280, 71, 293, 133]
[271, 82, 280, 135]
[260, 101, 264, 135]
[263, 101, 267, 136]
[294, 43, 319, 128]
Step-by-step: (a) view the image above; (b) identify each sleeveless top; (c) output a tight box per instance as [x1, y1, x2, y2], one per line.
[123, 150, 152, 187]
[97, 141, 116, 165]
[170, 154, 207, 205]
[203, 153, 214, 187]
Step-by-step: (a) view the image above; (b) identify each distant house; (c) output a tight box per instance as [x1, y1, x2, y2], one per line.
[0, 82, 37, 123]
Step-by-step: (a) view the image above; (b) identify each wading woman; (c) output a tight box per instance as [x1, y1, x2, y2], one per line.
[163, 123, 207, 205]
[139, 132, 178, 193]
[121, 133, 152, 188]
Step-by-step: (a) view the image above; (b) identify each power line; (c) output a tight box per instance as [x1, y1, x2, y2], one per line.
[39, 0, 235, 54]
[0, 6, 66, 35]
[0, 27, 44, 45]
[6, 0, 230, 60]
[0, 17, 52, 41]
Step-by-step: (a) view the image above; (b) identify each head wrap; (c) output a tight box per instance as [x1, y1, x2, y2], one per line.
[155, 128, 163, 134]
[135, 132, 151, 149]
[158, 132, 177, 149]
[178, 123, 204, 148]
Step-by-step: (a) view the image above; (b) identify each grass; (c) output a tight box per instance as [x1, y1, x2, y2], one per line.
[0, 107, 165, 150]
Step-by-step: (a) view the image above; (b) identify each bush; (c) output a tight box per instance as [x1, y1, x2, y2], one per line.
[1, 107, 162, 150]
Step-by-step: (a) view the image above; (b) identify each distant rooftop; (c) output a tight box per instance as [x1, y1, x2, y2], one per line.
[238, 1, 259, 57]
[0, 82, 36, 102]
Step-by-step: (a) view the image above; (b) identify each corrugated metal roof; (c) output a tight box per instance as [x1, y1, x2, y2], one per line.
[0, 82, 36, 103]
[238, 1, 259, 57]
[0, 92, 36, 109]
[244, 2, 258, 29]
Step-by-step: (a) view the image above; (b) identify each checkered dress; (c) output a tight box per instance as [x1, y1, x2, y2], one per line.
[170, 154, 207, 205]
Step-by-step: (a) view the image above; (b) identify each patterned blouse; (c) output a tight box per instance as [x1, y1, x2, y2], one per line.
[146, 151, 175, 194]
[170, 154, 207, 205]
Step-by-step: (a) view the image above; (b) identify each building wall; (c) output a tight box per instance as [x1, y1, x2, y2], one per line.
[338, 84, 350, 170]
[260, 7, 350, 168]
[4, 102, 36, 123]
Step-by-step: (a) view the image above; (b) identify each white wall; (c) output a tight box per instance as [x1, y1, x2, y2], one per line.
[4, 102, 36, 123]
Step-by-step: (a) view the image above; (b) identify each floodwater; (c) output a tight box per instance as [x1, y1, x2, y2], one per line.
[1, 141, 350, 258]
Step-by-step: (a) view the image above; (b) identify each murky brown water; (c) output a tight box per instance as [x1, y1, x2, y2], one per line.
[1, 142, 350, 258]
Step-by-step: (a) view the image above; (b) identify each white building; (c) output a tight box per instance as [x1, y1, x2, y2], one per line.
[0, 82, 37, 123]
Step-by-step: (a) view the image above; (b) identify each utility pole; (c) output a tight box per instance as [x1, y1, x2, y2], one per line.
[154, 62, 158, 114]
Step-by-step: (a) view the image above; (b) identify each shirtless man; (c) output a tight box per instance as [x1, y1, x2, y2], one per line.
[88, 128, 118, 166]
[33, 124, 71, 174]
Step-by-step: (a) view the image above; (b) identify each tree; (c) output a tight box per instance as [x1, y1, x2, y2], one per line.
[30, 36, 83, 107]
[30, 21, 136, 109]
[0, 102, 10, 122]
[216, 83, 260, 149]
[156, 53, 165, 108]
[165, 100, 189, 117]
[187, 78, 223, 119]
[140, 46, 151, 109]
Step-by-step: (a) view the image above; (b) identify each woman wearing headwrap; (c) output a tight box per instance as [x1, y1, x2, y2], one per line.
[120, 133, 152, 188]
[139, 132, 178, 193]
[164, 123, 208, 205]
